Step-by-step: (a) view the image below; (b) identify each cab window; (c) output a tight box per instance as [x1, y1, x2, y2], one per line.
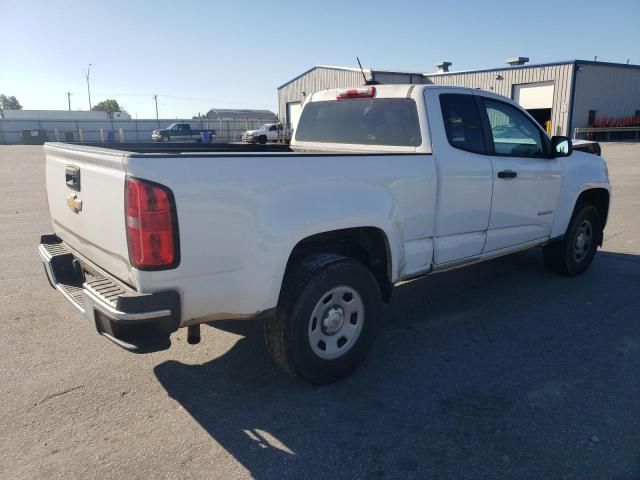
[295, 98, 421, 146]
[439, 93, 486, 154]
[483, 99, 545, 157]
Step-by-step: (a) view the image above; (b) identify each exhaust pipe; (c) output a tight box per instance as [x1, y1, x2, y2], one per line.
[187, 325, 201, 345]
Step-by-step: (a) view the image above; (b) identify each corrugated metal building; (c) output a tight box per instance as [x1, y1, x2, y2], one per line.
[278, 65, 425, 133]
[205, 108, 277, 121]
[277, 60, 640, 137]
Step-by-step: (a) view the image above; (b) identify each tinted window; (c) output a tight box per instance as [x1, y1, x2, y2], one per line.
[439, 94, 485, 154]
[295, 99, 421, 147]
[483, 99, 544, 156]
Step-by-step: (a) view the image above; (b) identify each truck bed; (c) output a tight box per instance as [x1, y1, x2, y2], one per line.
[56, 142, 292, 154]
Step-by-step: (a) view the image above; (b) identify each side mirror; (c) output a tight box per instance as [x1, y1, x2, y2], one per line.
[551, 136, 573, 157]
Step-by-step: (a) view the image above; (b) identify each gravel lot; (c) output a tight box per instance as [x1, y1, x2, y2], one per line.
[0, 144, 638, 480]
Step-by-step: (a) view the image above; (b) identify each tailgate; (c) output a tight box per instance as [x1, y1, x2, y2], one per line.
[44, 143, 132, 285]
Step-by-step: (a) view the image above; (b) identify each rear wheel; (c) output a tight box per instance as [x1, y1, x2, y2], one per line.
[265, 254, 381, 384]
[543, 204, 603, 276]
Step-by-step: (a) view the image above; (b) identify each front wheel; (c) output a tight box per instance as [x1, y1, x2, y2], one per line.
[258, 135, 267, 145]
[162, 135, 170, 143]
[265, 254, 381, 384]
[543, 204, 603, 276]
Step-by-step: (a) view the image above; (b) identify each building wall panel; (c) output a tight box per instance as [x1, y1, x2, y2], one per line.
[278, 67, 364, 125]
[571, 64, 640, 131]
[425, 63, 575, 135]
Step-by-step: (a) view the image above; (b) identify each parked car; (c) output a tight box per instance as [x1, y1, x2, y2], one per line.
[572, 139, 602, 156]
[39, 85, 611, 384]
[151, 123, 216, 143]
[242, 123, 289, 144]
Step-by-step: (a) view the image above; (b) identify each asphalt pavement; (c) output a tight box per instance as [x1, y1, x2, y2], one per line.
[0, 143, 638, 480]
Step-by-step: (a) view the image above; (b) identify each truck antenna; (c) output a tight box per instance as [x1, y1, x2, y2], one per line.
[356, 57, 368, 84]
[357, 57, 380, 86]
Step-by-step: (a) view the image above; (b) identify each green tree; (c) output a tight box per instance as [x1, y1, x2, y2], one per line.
[91, 99, 124, 116]
[0, 94, 23, 110]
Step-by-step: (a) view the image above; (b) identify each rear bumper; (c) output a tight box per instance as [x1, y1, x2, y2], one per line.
[39, 234, 181, 353]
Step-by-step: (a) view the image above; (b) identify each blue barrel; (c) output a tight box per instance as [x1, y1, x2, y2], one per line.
[200, 131, 211, 143]
[106, 131, 115, 142]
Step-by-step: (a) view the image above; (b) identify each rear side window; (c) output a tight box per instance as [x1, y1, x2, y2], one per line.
[295, 98, 421, 147]
[439, 94, 485, 154]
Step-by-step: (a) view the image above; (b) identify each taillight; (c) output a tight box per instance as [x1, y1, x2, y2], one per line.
[125, 177, 179, 270]
[336, 87, 376, 100]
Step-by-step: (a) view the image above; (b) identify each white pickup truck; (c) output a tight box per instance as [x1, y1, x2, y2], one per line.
[241, 122, 289, 144]
[39, 85, 611, 384]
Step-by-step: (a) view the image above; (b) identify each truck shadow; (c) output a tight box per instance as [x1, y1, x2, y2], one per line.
[154, 249, 640, 479]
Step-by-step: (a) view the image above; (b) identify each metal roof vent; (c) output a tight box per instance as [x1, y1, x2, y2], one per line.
[436, 61, 452, 73]
[506, 56, 529, 66]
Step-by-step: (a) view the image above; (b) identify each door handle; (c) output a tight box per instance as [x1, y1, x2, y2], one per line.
[497, 170, 517, 179]
[65, 165, 81, 191]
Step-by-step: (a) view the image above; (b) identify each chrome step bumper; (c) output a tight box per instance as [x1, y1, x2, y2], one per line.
[39, 234, 181, 353]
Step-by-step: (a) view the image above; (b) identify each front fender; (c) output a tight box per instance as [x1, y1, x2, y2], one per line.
[549, 152, 611, 238]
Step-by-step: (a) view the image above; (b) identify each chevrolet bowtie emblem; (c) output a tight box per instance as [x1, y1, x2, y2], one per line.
[66, 193, 83, 213]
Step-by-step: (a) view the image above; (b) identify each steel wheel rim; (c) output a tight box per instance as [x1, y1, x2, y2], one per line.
[573, 219, 593, 263]
[308, 285, 365, 360]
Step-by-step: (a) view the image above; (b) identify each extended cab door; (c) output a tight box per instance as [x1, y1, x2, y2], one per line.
[425, 89, 493, 265]
[477, 95, 562, 252]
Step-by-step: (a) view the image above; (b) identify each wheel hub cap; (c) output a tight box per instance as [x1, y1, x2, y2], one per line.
[322, 306, 345, 334]
[573, 220, 593, 262]
[307, 286, 365, 360]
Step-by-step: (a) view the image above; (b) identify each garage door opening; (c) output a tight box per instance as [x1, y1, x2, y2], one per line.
[287, 102, 302, 135]
[513, 81, 554, 134]
[526, 108, 552, 133]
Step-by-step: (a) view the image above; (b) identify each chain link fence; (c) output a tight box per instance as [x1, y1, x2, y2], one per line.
[0, 117, 280, 144]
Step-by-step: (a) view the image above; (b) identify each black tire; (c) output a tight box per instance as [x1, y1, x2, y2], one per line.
[162, 135, 170, 143]
[543, 204, 603, 276]
[259, 135, 267, 145]
[265, 254, 381, 385]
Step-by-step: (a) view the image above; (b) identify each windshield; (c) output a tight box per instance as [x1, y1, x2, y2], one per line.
[295, 99, 421, 146]
[258, 124, 273, 130]
[165, 123, 177, 130]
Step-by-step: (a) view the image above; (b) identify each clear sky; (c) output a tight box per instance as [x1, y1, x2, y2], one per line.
[1, 0, 639, 118]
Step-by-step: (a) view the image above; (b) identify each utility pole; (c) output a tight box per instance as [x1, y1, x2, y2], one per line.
[66, 91, 72, 111]
[84, 63, 93, 110]
[153, 94, 159, 126]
